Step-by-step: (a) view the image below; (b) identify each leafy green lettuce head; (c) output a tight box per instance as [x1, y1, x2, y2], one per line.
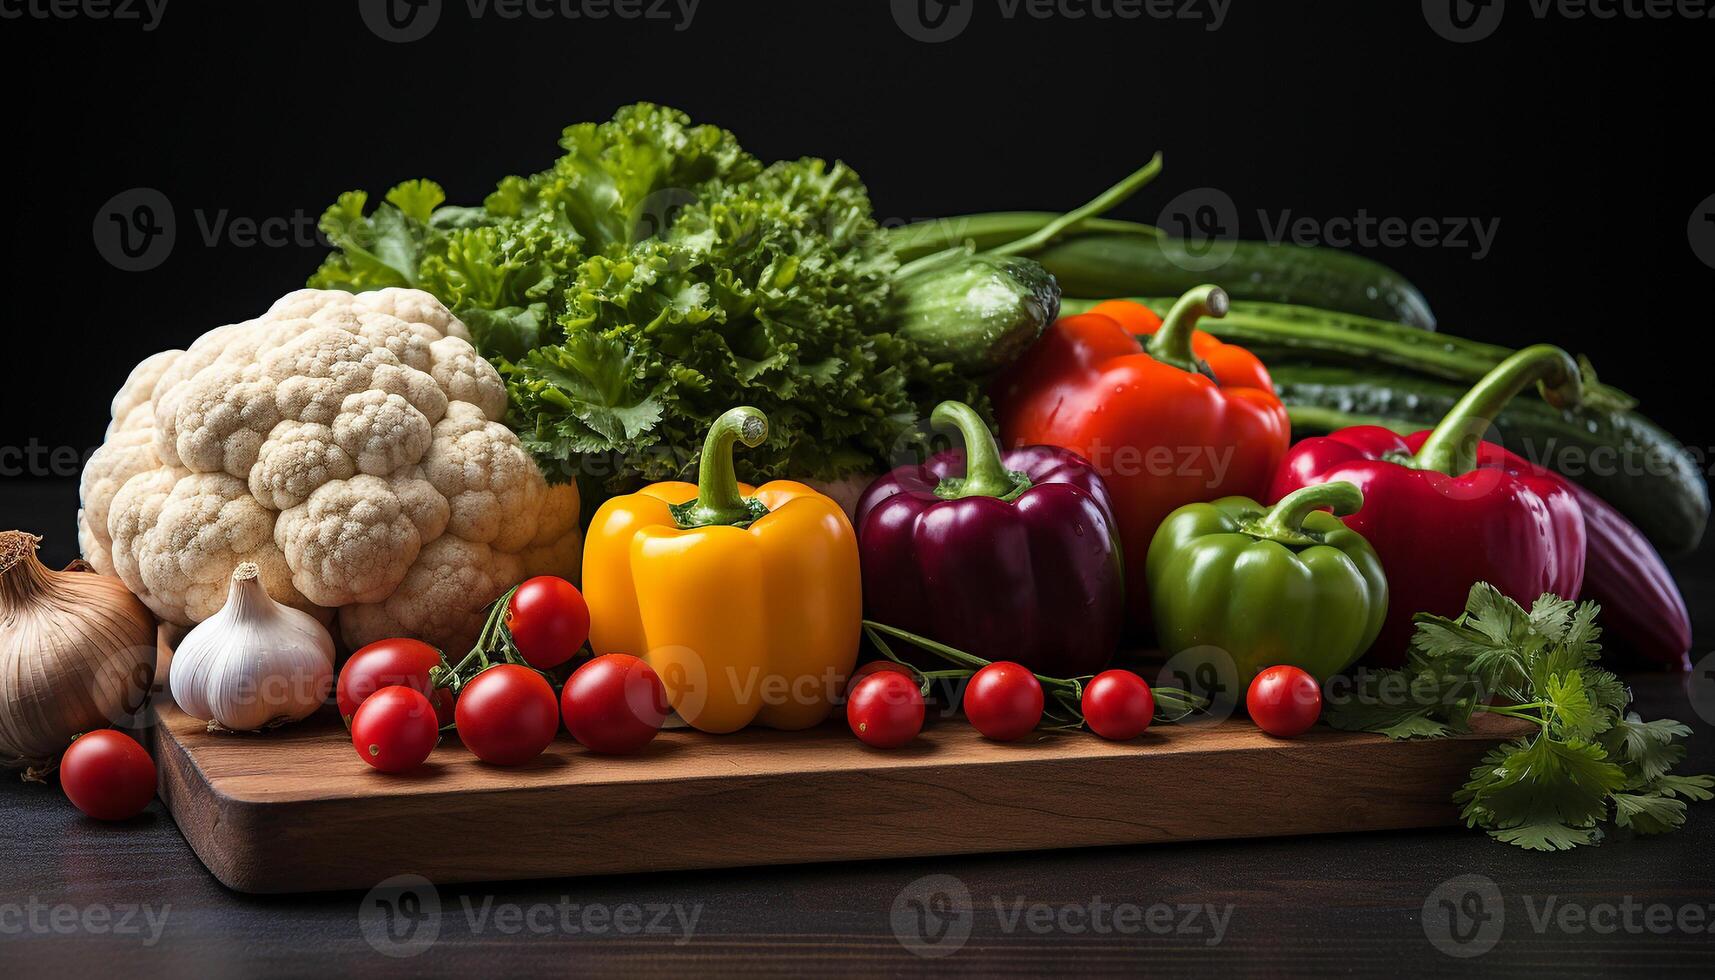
[311, 103, 973, 494]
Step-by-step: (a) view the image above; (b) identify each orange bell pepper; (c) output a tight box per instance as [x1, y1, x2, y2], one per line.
[583, 407, 862, 733]
[994, 286, 1290, 624]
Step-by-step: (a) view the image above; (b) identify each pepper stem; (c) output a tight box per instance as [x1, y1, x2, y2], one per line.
[1247, 483, 1364, 548]
[1146, 285, 1230, 374]
[674, 407, 770, 529]
[930, 401, 1030, 501]
[1411, 344, 1582, 477]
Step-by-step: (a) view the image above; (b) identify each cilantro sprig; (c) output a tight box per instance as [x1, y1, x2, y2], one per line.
[1327, 583, 1712, 851]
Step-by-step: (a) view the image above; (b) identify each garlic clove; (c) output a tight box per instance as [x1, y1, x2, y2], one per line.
[168, 563, 335, 732]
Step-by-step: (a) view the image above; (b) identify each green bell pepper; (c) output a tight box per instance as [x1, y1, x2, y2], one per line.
[1145, 482, 1388, 687]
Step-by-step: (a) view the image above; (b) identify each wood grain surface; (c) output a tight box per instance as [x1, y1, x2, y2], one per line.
[149, 633, 1534, 894]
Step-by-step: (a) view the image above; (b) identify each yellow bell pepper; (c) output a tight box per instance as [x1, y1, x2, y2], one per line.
[583, 407, 862, 733]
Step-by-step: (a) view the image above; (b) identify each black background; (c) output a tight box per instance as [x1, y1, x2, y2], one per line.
[1, 0, 1711, 564]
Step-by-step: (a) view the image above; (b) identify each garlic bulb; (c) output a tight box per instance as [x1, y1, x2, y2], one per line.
[170, 563, 335, 731]
[0, 531, 157, 774]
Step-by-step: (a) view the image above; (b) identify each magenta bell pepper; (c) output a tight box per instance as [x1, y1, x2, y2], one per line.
[853, 401, 1124, 677]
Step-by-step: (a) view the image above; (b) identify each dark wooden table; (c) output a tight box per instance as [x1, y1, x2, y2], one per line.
[5, 480, 1715, 977]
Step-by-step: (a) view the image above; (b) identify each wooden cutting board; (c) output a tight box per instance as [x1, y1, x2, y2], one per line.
[148, 629, 1528, 894]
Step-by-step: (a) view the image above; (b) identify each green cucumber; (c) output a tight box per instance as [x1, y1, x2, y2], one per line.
[890, 253, 1060, 375]
[891, 213, 1437, 330]
[1270, 364, 1709, 556]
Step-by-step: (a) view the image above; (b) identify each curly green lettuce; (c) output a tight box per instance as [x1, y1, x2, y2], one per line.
[311, 103, 974, 493]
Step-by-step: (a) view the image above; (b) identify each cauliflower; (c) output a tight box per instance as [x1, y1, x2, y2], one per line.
[78, 288, 582, 652]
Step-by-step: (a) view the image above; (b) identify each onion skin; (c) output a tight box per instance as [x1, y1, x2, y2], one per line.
[0, 531, 157, 774]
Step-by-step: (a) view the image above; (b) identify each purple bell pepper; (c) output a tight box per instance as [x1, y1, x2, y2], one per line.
[854, 401, 1124, 677]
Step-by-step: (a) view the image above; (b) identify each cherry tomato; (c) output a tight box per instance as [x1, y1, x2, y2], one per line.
[560, 654, 669, 754]
[1081, 670, 1156, 741]
[337, 638, 453, 728]
[60, 730, 156, 821]
[1247, 666, 1323, 738]
[840, 659, 913, 702]
[505, 576, 591, 670]
[454, 665, 560, 766]
[847, 670, 925, 748]
[352, 686, 441, 773]
[963, 662, 1044, 742]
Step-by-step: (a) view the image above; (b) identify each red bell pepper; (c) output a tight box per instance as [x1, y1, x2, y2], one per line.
[995, 287, 1290, 625]
[1269, 344, 1588, 666]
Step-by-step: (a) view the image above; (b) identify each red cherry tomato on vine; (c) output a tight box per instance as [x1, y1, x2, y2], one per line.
[352, 686, 441, 773]
[337, 638, 453, 727]
[505, 576, 591, 670]
[1246, 666, 1323, 738]
[561, 654, 669, 754]
[963, 662, 1043, 742]
[1081, 670, 1156, 741]
[60, 730, 156, 821]
[840, 659, 913, 702]
[847, 670, 925, 748]
[455, 665, 560, 766]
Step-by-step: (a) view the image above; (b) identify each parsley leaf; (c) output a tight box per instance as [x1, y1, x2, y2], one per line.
[1325, 586, 1708, 851]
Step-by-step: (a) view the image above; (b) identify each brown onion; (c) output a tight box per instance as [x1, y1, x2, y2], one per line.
[0, 531, 156, 776]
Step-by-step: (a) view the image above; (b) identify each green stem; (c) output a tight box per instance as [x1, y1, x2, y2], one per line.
[1247, 482, 1364, 547]
[1146, 285, 1230, 373]
[674, 407, 770, 529]
[931, 401, 1029, 501]
[1412, 345, 1582, 477]
[988, 154, 1165, 258]
[894, 244, 972, 282]
[1475, 704, 1550, 726]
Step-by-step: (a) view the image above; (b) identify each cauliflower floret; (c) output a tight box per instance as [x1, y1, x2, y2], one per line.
[79, 289, 582, 650]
